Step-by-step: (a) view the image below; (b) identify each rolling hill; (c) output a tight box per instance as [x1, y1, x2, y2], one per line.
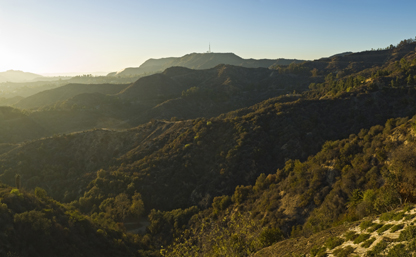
[14, 83, 129, 110]
[0, 70, 43, 83]
[4, 64, 310, 139]
[2, 38, 416, 256]
[0, 106, 50, 143]
[0, 184, 147, 257]
[109, 52, 305, 77]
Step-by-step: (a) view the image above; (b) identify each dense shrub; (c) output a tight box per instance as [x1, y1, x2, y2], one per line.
[325, 236, 344, 249]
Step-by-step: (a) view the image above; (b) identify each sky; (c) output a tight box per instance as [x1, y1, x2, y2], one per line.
[0, 0, 416, 75]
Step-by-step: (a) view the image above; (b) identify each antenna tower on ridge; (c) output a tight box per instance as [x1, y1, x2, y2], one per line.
[207, 43, 212, 53]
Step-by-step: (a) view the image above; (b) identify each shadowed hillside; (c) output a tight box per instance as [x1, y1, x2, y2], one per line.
[2, 38, 416, 257]
[110, 52, 304, 77]
[14, 83, 129, 110]
[2, 65, 311, 140]
[0, 184, 146, 257]
[0, 106, 50, 143]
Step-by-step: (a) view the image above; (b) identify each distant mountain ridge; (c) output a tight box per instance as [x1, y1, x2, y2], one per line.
[108, 52, 305, 77]
[0, 70, 43, 83]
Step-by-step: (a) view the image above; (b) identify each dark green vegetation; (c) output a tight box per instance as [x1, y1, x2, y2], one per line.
[1, 64, 312, 142]
[332, 246, 354, 257]
[2, 38, 416, 255]
[361, 237, 376, 248]
[0, 185, 149, 257]
[14, 83, 129, 110]
[325, 236, 345, 249]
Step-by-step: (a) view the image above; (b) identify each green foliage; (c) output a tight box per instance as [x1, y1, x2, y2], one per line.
[405, 214, 416, 221]
[353, 233, 370, 244]
[398, 225, 416, 241]
[367, 223, 384, 233]
[408, 238, 416, 251]
[163, 211, 267, 257]
[95, 191, 145, 222]
[359, 220, 374, 230]
[403, 203, 413, 213]
[387, 244, 411, 257]
[366, 240, 388, 257]
[376, 224, 393, 234]
[99, 193, 131, 221]
[325, 236, 344, 250]
[273, 62, 310, 76]
[373, 189, 401, 214]
[390, 224, 404, 233]
[10, 189, 22, 198]
[258, 227, 284, 247]
[380, 212, 396, 221]
[310, 245, 327, 257]
[212, 195, 232, 211]
[34, 187, 47, 199]
[0, 183, 146, 256]
[129, 191, 144, 217]
[393, 212, 405, 221]
[347, 189, 363, 209]
[333, 246, 354, 257]
[344, 231, 359, 241]
[181, 86, 200, 98]
[232, 185, 252, 204]
[14, 210, 52, 233]
[3, 38, 416, 256]
[148, 206, 199, 245]
[361, 237, 376, 248]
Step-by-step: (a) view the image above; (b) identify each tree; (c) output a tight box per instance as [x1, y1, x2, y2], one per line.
[129, 192, 144, 218]
[99, 193, 132, 221]
[15, 174, 21, 190]
[35, 187, 48, 199]
[114, 193, 130, 220]
[310, 68, 319, 77]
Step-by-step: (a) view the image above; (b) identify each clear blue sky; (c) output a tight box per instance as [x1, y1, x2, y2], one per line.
[0, 0, 415, 75]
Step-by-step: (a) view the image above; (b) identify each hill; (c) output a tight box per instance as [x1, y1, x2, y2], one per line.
[117, 64, 311, 125]
[1, 38, 416, 256]
[4, 65, 310, 139]
[110, 52, 304, 77]
[0, 81, 69, 99]
[0, 106, 50, 143]
[1, 39, 416, 208]
[0, 70, 43, 83]
[0, 184, 148, 257]
[151, 39, 416, 255]
[162, 112, 416, 256]
[14, 83, 129, 110]
[254, 205, 416, 256]
[2, 85, 416, 210]
[0, 96, 24, 106]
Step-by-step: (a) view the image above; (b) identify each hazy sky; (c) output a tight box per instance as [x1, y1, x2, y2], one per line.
[1, 0, 416, 75]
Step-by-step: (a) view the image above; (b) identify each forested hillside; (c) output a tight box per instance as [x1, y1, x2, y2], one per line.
[1, 38, 416, 256]
[14, 83, 129, 110]
[0, 184, 149, 257]
[2, 64, 311, 141]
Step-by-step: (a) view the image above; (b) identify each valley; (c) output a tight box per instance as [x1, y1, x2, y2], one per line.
[2, 38, 416, 256]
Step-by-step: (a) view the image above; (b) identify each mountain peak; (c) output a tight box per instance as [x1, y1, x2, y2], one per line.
[109, 52, 305, 77]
